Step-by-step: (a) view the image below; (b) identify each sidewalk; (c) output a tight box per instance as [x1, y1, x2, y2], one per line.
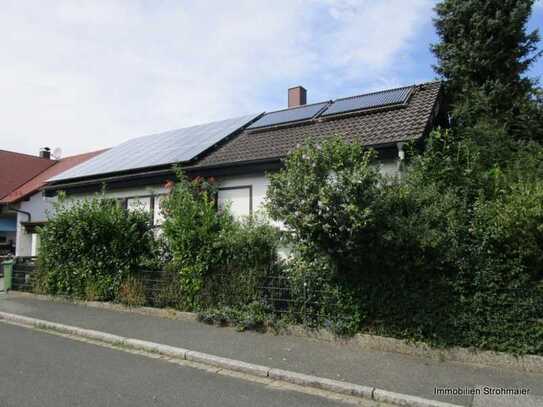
[1, 294, 542, 406]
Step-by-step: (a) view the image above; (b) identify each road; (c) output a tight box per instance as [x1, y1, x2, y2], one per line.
[0, 323, 357, 407]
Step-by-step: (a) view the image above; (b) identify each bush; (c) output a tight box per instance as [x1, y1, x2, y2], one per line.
[201, 216, 281, 309]
[197, 301, 271, 332]
[161, 172, 281, 312]
[38, 194, 154, 300]
[267, 138, 382, 273]
[161, 173, 234, 310]
[266, 136, 543, 353]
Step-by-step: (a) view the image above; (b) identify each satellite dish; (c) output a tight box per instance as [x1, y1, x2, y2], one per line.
[52, 147, 63, 160]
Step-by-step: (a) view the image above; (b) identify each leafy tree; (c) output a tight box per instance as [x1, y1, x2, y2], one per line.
[432, 0, 543, 139]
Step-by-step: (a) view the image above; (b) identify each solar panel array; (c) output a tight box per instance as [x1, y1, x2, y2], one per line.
[248, 102, 329, 129]
[248, 86, 413, 130]
[50, 114, 259, 182]
[321, 86, 413, 117]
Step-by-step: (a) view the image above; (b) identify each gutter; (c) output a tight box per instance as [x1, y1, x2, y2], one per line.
[7, 204, 31, 223]
[42, 157, 284, 194]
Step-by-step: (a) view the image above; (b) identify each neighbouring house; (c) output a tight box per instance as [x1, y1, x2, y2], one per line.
[0, 149, 57, 255]
[0, 149, 106, 256]
[43, 81, 446, 229]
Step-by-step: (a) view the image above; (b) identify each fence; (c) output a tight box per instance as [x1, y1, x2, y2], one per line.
[258, 273, 342, 327]
[3, 257, 338, 324]
[11, 256, 37, 292]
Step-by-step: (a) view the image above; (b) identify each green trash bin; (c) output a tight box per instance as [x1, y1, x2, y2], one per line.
[2, 259, 14, 291]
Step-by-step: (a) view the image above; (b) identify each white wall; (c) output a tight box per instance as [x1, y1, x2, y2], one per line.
[15, 192, 57, 257]
[14, 156, 400, 256]
[217, 173, 270, 217]
[216, 158, 400, 219]
[15, 185, 169, 257]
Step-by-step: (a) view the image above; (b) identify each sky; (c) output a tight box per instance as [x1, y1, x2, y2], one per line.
[1, 0, 542, 157]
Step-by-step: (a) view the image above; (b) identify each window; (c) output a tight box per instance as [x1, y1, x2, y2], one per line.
[126, 197, 152, 213]
[153, 195, 166, 225]
[217, 186, 252, 218]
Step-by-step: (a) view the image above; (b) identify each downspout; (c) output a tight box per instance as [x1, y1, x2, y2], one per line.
[396, 142, 405, 174]
[7, 205, 31, 223]
[6, 205, 31, 258]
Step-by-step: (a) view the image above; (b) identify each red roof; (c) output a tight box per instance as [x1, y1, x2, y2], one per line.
[0, 150, 55, 200]
[0, 149, 107, 204]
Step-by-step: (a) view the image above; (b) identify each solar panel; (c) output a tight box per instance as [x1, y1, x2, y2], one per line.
[321, 86, 413, 117]
[49, 114, 260, 182]
[248, 102, 329, 129]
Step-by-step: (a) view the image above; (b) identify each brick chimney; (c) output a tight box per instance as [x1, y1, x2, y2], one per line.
[288, 86, 307, 108]
[39, 147, 51, 159]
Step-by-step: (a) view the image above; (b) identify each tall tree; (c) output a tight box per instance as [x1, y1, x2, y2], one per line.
[432, 0, 543, 139]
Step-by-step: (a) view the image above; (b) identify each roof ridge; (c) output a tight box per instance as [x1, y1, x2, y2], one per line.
[261, 80, 442, 114]
[60, 148, 109, 161]
[333, 83, 418, 102]
[0, 149, 55, 161]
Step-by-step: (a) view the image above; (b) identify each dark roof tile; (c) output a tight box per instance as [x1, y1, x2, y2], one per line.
[195, 81, 442, 167]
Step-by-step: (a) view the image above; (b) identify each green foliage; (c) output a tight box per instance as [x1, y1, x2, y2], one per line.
[432, 0, 543, 140]
[197, 301, 271, 332]
[201, 216, 281, 308]
[38, 194, 154, 300]
[161, 171, 281, 311]
[266, 135, 543, 353]
[267, 138, 381, 271]
[161, 173, 234, 310]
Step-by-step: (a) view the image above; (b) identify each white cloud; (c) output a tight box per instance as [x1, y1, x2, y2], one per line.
[0, 0, 433, 156]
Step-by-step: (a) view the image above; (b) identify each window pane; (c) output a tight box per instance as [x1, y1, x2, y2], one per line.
[126, 197, 151, 212]
[154, 195, 166, 225]
[218, 187, 251, 218]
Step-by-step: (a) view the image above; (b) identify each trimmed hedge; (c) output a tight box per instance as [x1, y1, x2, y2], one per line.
[37, 195, 155, 300]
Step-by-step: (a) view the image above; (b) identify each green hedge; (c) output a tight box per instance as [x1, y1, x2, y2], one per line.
[37, 194, 155, 300]
[266, 136, 543, 354]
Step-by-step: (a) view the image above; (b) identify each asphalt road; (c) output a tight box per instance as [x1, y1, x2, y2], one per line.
[0, 323, 354, 407]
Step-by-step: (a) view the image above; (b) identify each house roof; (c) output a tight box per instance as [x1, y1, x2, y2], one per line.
[195, 81, 442, 167]
[44, 80, 444, 191]
[49, 114, 260, 183]
[0, 149, 106, 204]
[0, 150, 56, 200]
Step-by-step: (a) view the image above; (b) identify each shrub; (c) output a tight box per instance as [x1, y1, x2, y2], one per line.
[38, 194, 154, 300]
[201, 216, 281, 309]
[161, 172, 281, 311]
[267, 138, 382, 273]
[266, 135, 543, 353]
[197, 301, 271, 332]
[160, 172, 234, 310]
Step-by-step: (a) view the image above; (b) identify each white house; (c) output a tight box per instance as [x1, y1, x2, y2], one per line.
[42, 82, 445, 229]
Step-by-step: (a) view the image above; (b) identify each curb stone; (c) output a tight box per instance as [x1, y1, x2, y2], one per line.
[268, 368, 374, 399]
[373, 389, 460, 407]
[0, 310, 462, 407]
[186, 351, 270, 377]
[8, 290, 543, 375]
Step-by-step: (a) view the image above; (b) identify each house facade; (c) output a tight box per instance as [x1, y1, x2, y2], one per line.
[42, 81, 446, 230]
